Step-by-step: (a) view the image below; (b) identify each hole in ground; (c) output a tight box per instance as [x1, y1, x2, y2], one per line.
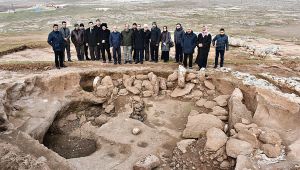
[43, 101, 108, 159]
[80, 75, 96, 92]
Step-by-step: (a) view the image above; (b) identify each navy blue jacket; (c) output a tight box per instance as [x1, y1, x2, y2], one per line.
[182, 31, 197, 54]
[47, 31, 65, 52]
[133, 29, 145, 50]
[212, 34, 229, 51]
[109, 31, 122, 48]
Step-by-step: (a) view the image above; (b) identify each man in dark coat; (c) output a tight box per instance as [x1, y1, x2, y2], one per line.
[131, 23, 138, 61]
[133, 24, 145, 64]
[212, 28, 229, 68]
[109, 26, 122, 65]
[80, 23, 90, 60]
[99, 23, 112, 63]
[94, 19, 102, 60]
[150, 22, 161, 63]
[47, 24, 66, 69]
[143, 24, 151, 61]
[174, 23, 184, 63]
[197, 26, 212, 70]
[71, 24, 85, 61]
[85, 22, 97, 60]
[59, 21, 72, 62]
[181, 28, 197, 69]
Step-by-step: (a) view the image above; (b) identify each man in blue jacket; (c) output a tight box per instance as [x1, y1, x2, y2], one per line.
[181, 28, 197, 69]
[47, 24, 66, 69]
[109, 26, 122, 65]
[212, 28, 229, 68]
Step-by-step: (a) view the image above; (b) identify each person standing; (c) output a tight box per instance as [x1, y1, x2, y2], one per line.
[47, 24, 66, 69]
[212, 28, 229, 68]
[181, 28, 197, 69]
[150, 22, 161, 63]
[94, 19, 102, 60]
[133, 24, 145, 64]
[80, 23, 90, 60]
[174, 23, 184, 63]
[121, 24, 133, 64]
[197, 26, 212, 70]
[59, 21, 72, 62]
[131, 23, 138, 61]
[109, 26, 122, 65]
[144, 24, 151, 61]
[71, 24, 85, 61]
[160, 26, 172, 62]
[85, 22, 97, 60]
[99, 23, 112, 63]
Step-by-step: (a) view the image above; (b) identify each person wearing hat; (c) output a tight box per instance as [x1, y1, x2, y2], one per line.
[150, 22, 161, 63]
[79, 23, 90, 60]
[99, 23, 112, 63]
[71, 23, 85, 61]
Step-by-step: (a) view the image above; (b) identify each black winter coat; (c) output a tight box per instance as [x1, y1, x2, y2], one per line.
[99, 29, 111, 48]
[197, 33, 212, 50]
[133, 29, 145, 50]
[150, 27, 161, 45]
[85, 28, 97, 46]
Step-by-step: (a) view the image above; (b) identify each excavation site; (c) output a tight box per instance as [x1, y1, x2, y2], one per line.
[1, 60, 300, 170]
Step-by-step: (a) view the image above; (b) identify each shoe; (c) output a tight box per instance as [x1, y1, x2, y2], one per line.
[103, 60, 107, 63]
[189, 67, 193, 69]
[114, 63, 117, 65]
[86, 58, 91, 60]
[119, 62, 122, 65]
[68, 59, 73, 62]
[155, 61, 158, 63]
[140, 62, 143, 64]
[214, 66, 218, 69]
[124, 61, 127, 64]
[62, 65, 67, 68]
[109, 60, 113, 63]
[129, 61, 133, 64]
[56, 66, 60, 69]
[135, 61, 139, 64]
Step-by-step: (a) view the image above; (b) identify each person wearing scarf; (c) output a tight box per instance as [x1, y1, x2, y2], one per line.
[196, 25, 212, 70]
[160, 26, 172, 62]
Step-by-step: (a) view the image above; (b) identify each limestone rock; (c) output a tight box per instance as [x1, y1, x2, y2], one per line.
[142, 80, 154, 91]
[261, 144, 281, 158]
[235, 155, 258, 170]
[220, 160, 231, 169]
[196, 98, 207, 107]
[101, 76, 114, 88]
[171, 83, 195, 98]
[226, 138, 253, 158]
[189, 110, 199, 116]
[66, 114, 77, 121]
[205, 127, 228, 152]
[159, 77, 167, 90]
[186, 73, 197, 82]
[167, 71, 178, 82]
[132, 127, 141, 135]
[234, 123, 258, 133]
[210, 106, 228, 116]
[176, 139, 196, 153]
[204, 80, 215, 90]
[178, 66, 186, 88]
[204, 101, 217, 109]
[143, 91, 154, 97]
[134, 80, 143, 90]
[259, 129, 282, 145]
[118, 88, 128, 96]
[95, 114, 108, 126]
[213, 95, 230, 107]
[95, 85, 110, 98]
[183, 114, 224, 138]
[228, 88, 252, 130]
[136, 74, 149, 80]
[133, 154, 161, 170]
[236, 129, 259, 148]
[105, 104, 115, 114]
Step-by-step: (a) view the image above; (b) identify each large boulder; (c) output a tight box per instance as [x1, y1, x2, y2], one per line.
[178, 66, 186, 88]
[205, 127, 228, 152]
[228, 88, 253, 130]
[253, 88, 300, 144]
[226, 138, 253, 158]
[182, 114, 224, 138]
[148, 72, 160, 96]
[171, 83, 195, 98]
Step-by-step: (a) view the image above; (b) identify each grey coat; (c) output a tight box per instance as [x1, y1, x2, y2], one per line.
[161, 31, 171, 51]
[59, 27, 71, 43]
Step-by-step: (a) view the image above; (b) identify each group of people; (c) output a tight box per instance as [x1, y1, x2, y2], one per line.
[47, 20, 229, 70]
